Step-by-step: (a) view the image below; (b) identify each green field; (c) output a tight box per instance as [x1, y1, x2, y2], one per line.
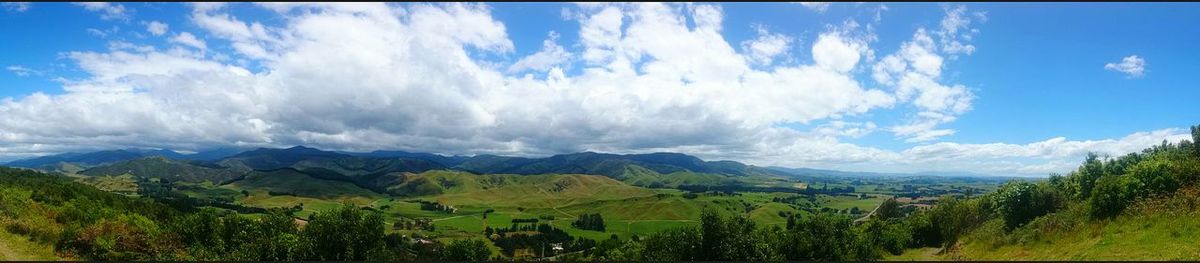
[145, 168, 966, 248]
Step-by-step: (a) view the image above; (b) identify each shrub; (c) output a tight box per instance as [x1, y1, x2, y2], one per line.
[990, 181, 1060, 230]
[1129, 158, 1181, 196]
[1088, 175, 1136, 219]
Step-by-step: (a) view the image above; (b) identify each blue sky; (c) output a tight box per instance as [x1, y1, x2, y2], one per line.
[0, 2, 1196, 176]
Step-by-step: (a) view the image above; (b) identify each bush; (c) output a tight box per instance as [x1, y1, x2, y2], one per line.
[441, 239, 492, 261]
[1088, 175, 1136, 219]
[990, 181, 1060, 230]
[1129, 158, 1182, 196]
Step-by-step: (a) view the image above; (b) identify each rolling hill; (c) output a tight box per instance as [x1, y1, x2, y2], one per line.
[79, 156, 244, 184]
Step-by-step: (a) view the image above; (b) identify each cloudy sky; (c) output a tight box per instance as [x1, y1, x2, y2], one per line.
[1, 2, 1197, 176]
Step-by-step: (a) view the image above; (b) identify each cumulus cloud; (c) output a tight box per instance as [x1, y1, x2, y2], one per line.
[1105, 55, 1146, 78]
[0, 3, 1182, 176]
[74, 2, 129, 21]
[508, 31, 571, 73]
[146, 21, 169, 36]
[873, 5, 983, 143]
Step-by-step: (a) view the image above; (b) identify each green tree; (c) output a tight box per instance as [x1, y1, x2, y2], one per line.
[1074, 153, 1105, 199]
[640, 227, 700, 261]
[301, 204, 387, 261]
[876, 198, 902, 220]
[785, 212, 861, 260]
[1088, 175, 1135, 219]
[990, 181, 1059, 230]
[441, 239, 492, 261]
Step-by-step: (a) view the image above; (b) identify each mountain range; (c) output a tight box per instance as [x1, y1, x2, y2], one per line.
[3, 145, 1006, 190]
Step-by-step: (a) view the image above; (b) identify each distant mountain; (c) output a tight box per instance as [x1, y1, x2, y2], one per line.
[216, 146, 350, 170]
[179, 148, 245, 161]
[453, 155, 537, 174]
[344, 150, 469, 167]
[5, 149, 177, 171]
[453, 151, 783, 179]
[767, 166, 1014, 181]
[214, 146, 450, 192]
[81, 156, 244, 184]
[3, 147, 246, 172]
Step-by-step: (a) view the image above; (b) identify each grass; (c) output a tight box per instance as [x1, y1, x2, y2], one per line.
[891, 186, 1200, 261]
[74, 174, 138, 193]
[0, 229, 61, 261]
[818, 194, 886, 211]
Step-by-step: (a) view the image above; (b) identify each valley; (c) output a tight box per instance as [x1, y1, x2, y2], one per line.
[6, 130, 1196, 261]
[0, 145, 1005, 260]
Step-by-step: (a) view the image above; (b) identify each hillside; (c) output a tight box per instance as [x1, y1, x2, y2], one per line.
[891, 186, 1200, 260]
[80, 156, 244, 184]
[886, 128, 1200, 261]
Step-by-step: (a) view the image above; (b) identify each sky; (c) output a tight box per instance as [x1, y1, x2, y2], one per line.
[0, 2, 1197, 176]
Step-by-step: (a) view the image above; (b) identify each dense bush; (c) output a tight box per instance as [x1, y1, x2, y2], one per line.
[990, 181, 1061, 230]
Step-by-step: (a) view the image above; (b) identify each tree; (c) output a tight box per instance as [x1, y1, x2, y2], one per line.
[990, 181, 1059, 230]
[300, 204, 387, 261]
[572, 213, 606, 232]
[1192, 125, 1200, 156]
[441, 239, 492, 261]
[1088, 175, 1135, 219]
[785, 213, 861, 260]
[875, 198, 902, 220]
[1073, 153, 1105, 199]
[640, 227, 700, 261]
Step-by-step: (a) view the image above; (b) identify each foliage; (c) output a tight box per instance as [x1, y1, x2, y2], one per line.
[440, 239, 492, 261]
[572, 213, 606, 232]
[990, 181, 1061, 230]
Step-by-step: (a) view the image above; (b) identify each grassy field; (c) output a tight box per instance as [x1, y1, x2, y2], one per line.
[818, 194, 887, 211]
[172, 169, 927, 245]
[0, 229, 61, 261]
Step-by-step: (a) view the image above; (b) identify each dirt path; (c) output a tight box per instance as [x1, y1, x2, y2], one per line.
[432, 214, 469, 222]
[854, 198, 887, 224]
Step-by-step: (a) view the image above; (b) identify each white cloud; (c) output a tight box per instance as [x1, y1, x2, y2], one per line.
[741, 25, 793, 65]
[6, 65, 40, 77]
[508, 31, 571, 73]
[146, 21, 169, 36]
[2, 2, 30, 12]
[1105, 55, 1146, 78]
[0, 3, 1181, 176]
[74, 2, 129, 21]
[873, 6, 982, 143]
[170, 32, 207, 50]
[936, 5, 984, 57]
[796, 2, 831, 13]
[812, 32, 864, 72]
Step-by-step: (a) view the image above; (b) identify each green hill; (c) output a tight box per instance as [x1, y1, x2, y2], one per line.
[891, 186, 1200, 260]
[225, 168, 382, 200]
[80, 156, 244, 184]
